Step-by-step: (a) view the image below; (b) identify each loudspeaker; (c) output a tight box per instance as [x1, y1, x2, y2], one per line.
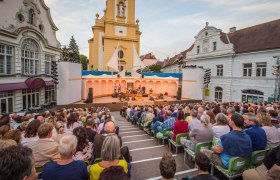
[177, 87, 182, 100]
[142, 86, 146, 94]
[141, 74, 144, 78]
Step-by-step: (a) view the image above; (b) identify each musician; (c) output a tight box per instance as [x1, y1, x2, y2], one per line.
[117, 84, 121, 93]
[114, 83, 118, 94]
[149, 88, 153, 95]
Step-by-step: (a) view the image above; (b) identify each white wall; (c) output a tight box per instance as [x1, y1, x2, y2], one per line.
[182, 68, 204, 100]
[57, 62, 82, 105]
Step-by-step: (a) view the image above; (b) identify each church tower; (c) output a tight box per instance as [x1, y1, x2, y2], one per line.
[88, 0, 141, 72]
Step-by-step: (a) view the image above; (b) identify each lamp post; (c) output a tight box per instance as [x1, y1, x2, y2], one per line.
[273, 56, 280, 102]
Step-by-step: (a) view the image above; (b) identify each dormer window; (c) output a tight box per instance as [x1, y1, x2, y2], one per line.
[197, 45, 200, 54]
[28, 9, 35, 25]
[213, 42, 217, 51]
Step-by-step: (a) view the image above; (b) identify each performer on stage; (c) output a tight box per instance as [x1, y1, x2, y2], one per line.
[117, 84, 121, 93]
[149, 88, 153, 95]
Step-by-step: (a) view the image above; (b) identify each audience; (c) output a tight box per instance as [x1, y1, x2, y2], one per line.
[42, 135, 89, 180]
[152, 110, 175, 137]
[84, 117, 97, 143]
[90, 135, 128, 180]
[28, 123, 60, 167]
[243, 113, 267, 151]
[99, 166, 129, 180]
[186, 152, 218, 180]
[188, 109, 200, 131]
[211, 113, 230, 145]
[21, 119, 40, 146]
[201, 114, 252, 168]
[168, 110, 188, 140]
[159, 152, 176, 180]
[0, 145, 37, 180]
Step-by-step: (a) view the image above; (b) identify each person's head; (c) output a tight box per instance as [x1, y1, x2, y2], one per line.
[268, 110, 278, 119]
[177, 110, 185, 121]
[227, 107, 236, 114]
[194, 152, 210, 172]
[99, 166, 128, 180]
[104, 121, 116, 134]
[37, 123, 53, 139]
[0, 116, 10, 126]
[197, 107, 204, 114]
[229, 113, 244, 129]
[200, 114, 210, 126]
[59, 134, 77, 158]
[36, 115, 44, 122]
[0, 124, 10, 137]
[159, 152, 176, 180]
[2, 129, 21, 144]
[165, 110, 172, 118]
[46, 117, 56, 126]
[101, 135, 121, 161]
[73, 127, 88, 152]
[190, 109, 198, 118]
[206, 111, 216, 124]
[215, 113, 228, 125]
[243, 113, 256, 127]
[20, 120, 29, 132]
[67, 113, 78, 128]
[86, 117, 95, 128]
[0, 146, 36, 180]
[256, 112, 271, 126]
[24, 120, 41, 138]
[0, 139, 17, 150]
[55, 121, 64, 134]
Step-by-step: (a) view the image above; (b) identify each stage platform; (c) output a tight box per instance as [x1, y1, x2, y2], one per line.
[57, 96, 201, 111]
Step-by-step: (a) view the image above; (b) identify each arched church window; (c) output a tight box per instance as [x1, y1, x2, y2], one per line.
[21, 39, 39, 75]
[28, 9, 35, 25]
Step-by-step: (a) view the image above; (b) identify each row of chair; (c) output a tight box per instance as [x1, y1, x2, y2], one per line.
[133, 118, 269, 180]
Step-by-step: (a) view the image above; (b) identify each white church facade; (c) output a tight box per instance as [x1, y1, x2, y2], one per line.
[163, 20, 280, 103]
[0, 0, 61, 114]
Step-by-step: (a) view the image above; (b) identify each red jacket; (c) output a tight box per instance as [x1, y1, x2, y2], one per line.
[173, 120, 188, 141]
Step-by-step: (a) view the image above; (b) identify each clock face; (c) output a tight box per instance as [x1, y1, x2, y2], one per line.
[115, 26, 127, 36]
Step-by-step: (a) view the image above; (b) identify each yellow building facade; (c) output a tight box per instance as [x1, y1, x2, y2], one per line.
[88, 0, 141, 72]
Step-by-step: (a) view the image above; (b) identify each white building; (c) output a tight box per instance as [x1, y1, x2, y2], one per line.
[0, 0, 61, 114]
[182, 20, 280, 103]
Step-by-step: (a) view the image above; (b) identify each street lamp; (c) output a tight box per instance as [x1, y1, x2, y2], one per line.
[273, 56, 280, 102]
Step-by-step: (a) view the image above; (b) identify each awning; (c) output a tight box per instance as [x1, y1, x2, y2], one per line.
[0, 77, 54, 92]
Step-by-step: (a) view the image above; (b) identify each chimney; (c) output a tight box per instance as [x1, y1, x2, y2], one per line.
[229, 27, 236, 33]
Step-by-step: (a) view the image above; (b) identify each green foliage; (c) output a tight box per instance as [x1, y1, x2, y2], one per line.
[149, 64, 162, 73]
[68, 35, 80, 62]
[80, 54, 89, 70]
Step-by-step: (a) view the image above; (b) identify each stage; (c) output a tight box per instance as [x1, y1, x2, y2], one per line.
[57, 96, 201, 111]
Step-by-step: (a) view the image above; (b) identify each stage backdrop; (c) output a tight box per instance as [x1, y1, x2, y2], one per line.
[57, 62, 82, 105]
[182, 68, 204, 100]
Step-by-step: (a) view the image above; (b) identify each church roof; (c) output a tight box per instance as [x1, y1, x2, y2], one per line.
[221, 19, 280, 53]
[163, 44, 193, 68]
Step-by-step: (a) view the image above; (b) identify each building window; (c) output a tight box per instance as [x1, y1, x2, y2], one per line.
[213, 42, 217, 51]
[256, 62, 266, 77]
[0, 44, 13, 74]
[242, 89, 264, 103]
[21, 39, 39, 75]
[17, 13, 25, 23]
[243, 63, 252, 77]
[0, 91, 14, 114]
[197, 46, 200, 54]
[118, 50, 124, 59]
[28, 9, 35, 25]
[22, 89, 40, 110]
[215, 87, 223, 102]
[216, 65, 223, 76]
[45, 54, 54, 75]
[45, 86, 55, 103]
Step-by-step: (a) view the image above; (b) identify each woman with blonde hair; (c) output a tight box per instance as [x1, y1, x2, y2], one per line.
[256, 112, 280, 149]
[90, 135, 128, 180]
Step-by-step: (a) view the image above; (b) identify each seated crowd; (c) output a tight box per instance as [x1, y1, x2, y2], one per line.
[122, 101, 280, 179]
[0, 101, 279, 180]
[0, 107, 131, 180]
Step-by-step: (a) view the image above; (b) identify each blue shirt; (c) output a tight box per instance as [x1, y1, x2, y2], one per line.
[244, 125, 267, 151]
[220, 130, 252, 168]
[42, 160, 89, 180]
[162, 117, 176, 130]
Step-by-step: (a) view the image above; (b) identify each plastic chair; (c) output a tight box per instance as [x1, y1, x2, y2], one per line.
[249, 149, 267, 168]
[184, 141, 212, 165]
[168, 133, 189, 154]
[211, 156, 249, 180]
[156, 129, 172, 145]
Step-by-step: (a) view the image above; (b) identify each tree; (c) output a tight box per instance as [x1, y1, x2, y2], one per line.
[80, 55, 89, 70]
[149, 64, 162, 73]
[68, 35, 80, 62]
